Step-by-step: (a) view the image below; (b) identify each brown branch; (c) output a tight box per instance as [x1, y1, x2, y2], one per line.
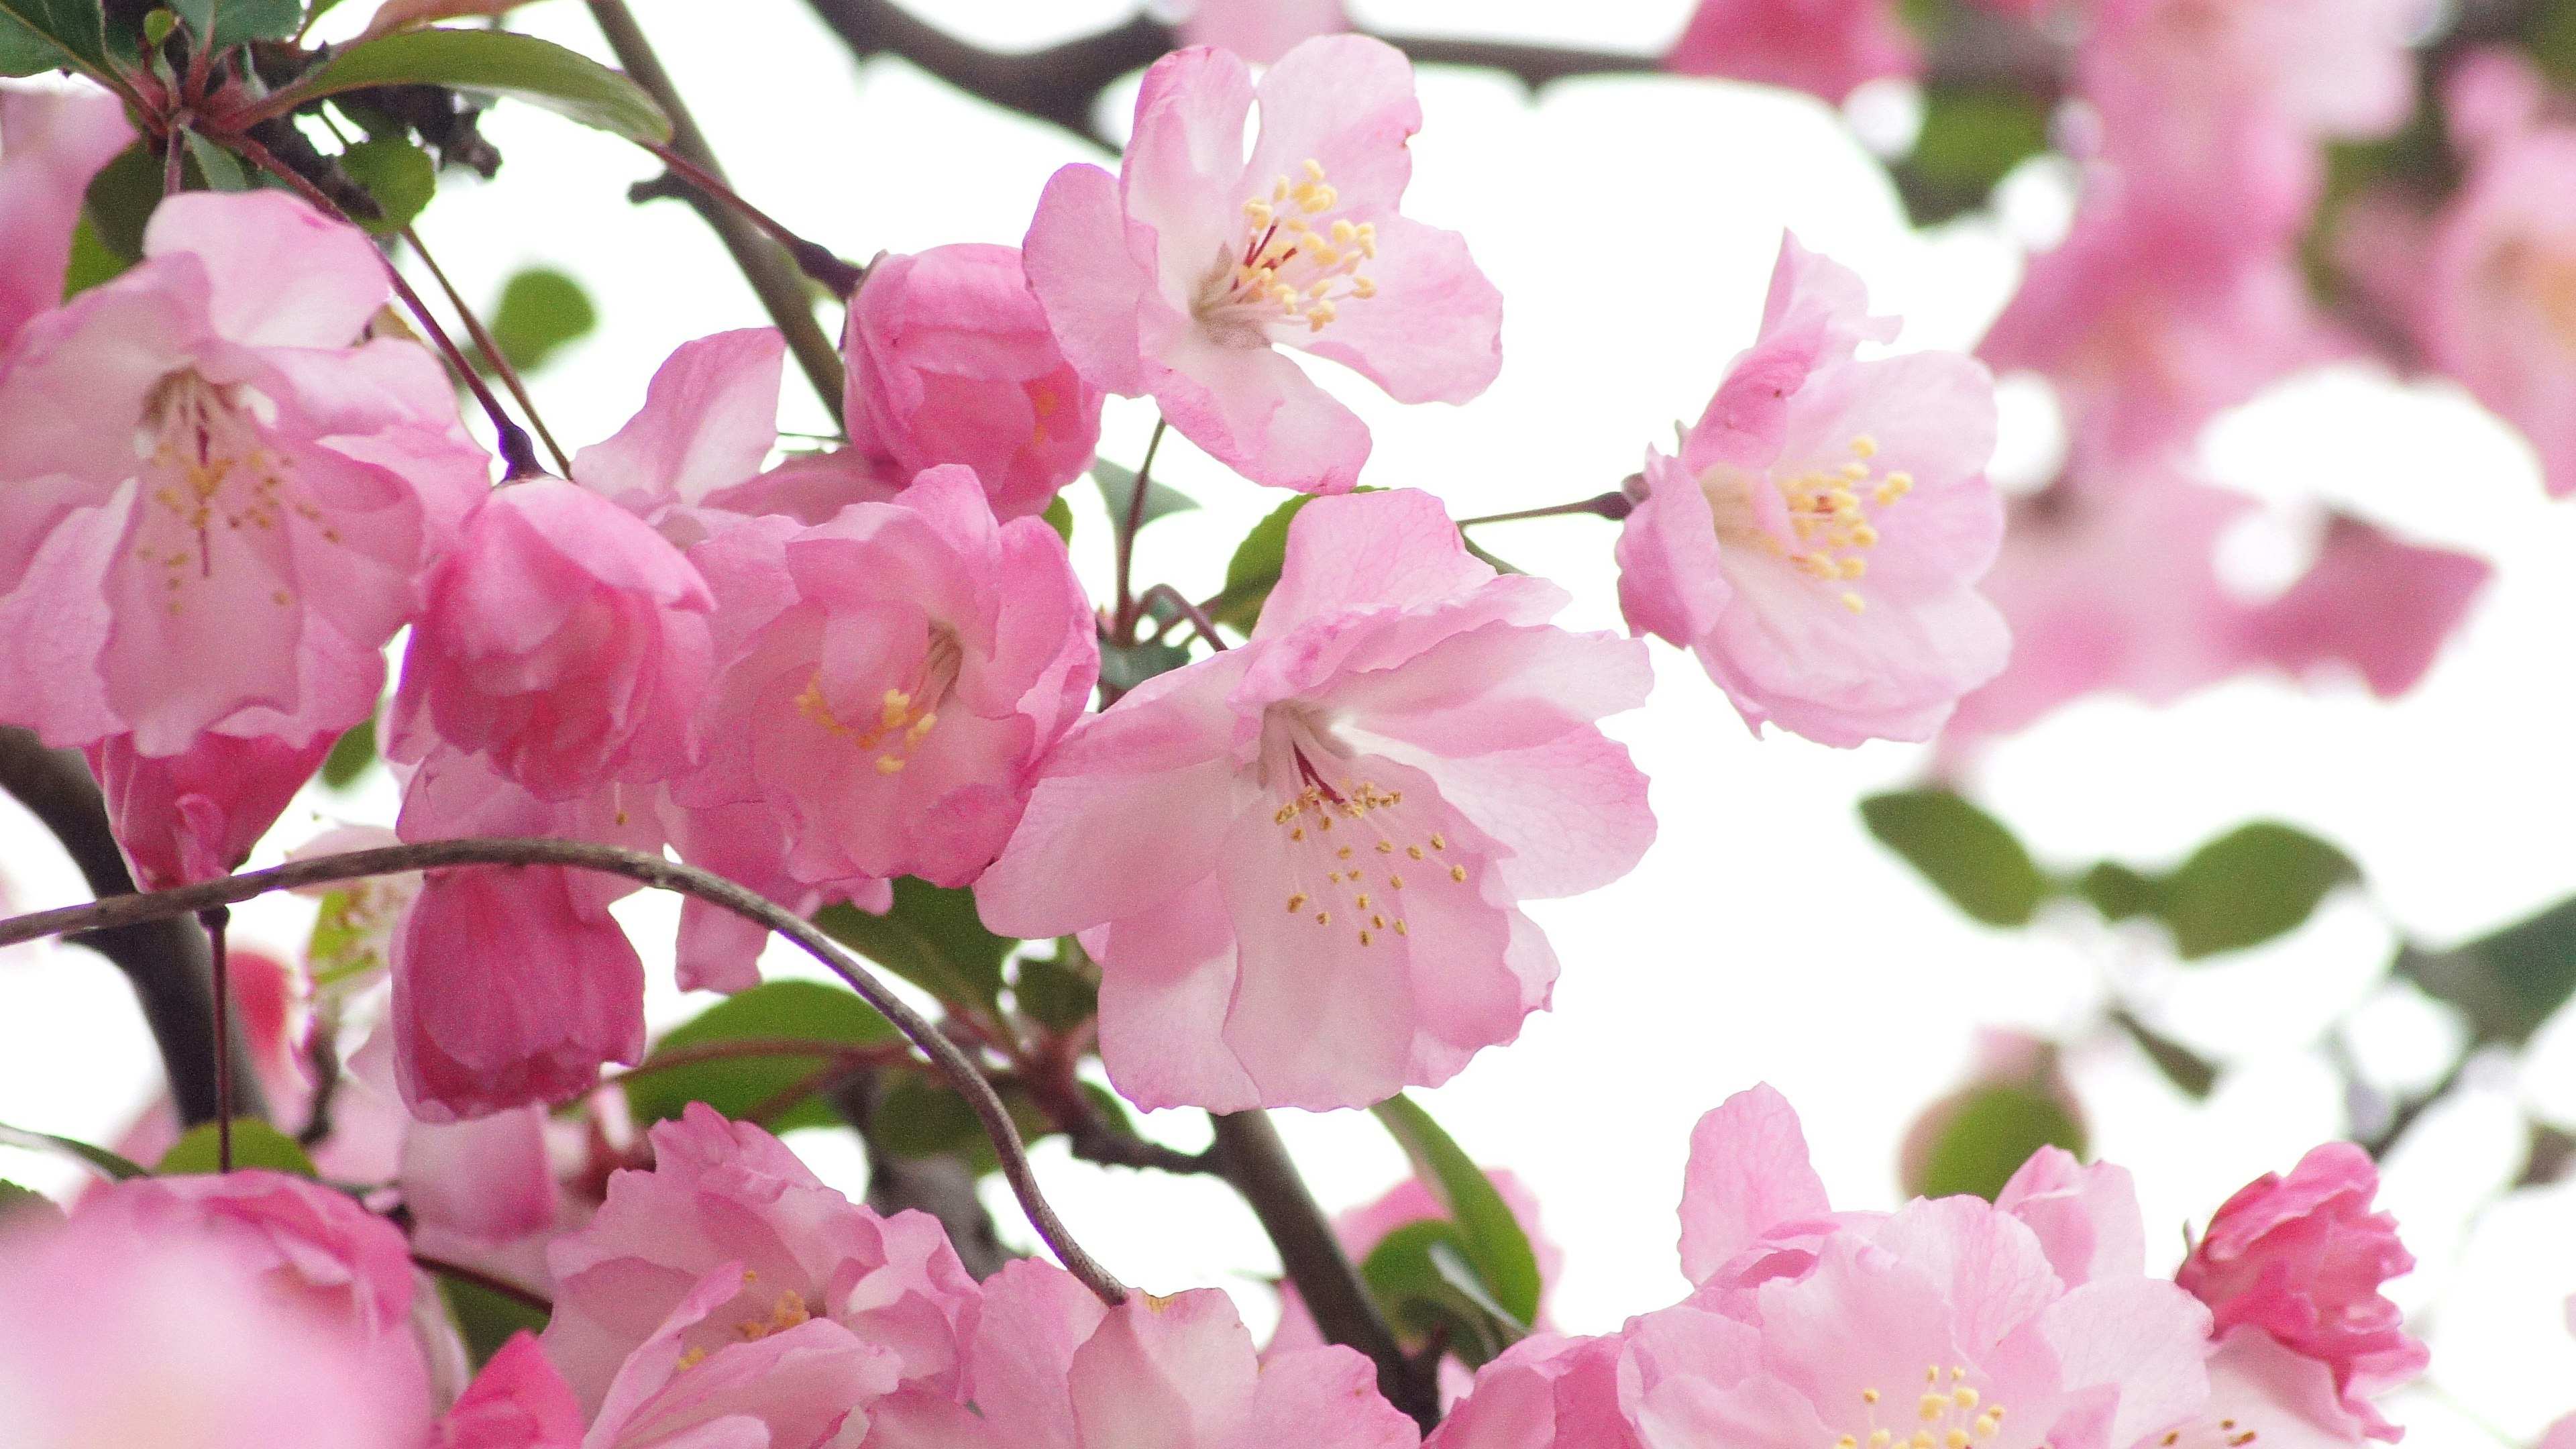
[1377, 33, 1656, 89]
[0, 835, 1126, 1307]
[415, 1252, 554, 1316]
[0, 728, 263, 1128]
[1210, 1110, 1438, 1431]
[588, 0, 850, 429]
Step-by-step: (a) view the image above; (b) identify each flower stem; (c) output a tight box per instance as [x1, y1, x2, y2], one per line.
[1456, 490, 1634, 528]
[1112, 418, 1169, 645]
[201, 905, 231, 1172]
[400, 221, 572, 477]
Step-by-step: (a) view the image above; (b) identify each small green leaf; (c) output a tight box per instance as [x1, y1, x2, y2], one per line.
[2077, 861, 2160, 922]
[83, 143, 162, 263]
[1460, 533, 1522, 576]
[1042, 493, 1074, 544]
[0, 0, 109, 78]
[1912, 1083, 2083, 1202]
[1369, 1094, 1542, 1326]
[336, 138, 436, 235]
[483, 266, 596, 374]
[276, 28, 672, 144]
[622, 980, 898, 1133]
[61, 213, 128, 297]
[1892, 83, 2052, 226]
[158, 1120, 318, 1177]
[1091, 459, 1197, 537]
[139, 7, 173, 45]
[1358, 1220, 1525, 1368]
[2530, 0, 2576, 86]
[1012, 945, 1097, 1032]
[870, 1075, 984, 1159]
[0, 1120, 149, 1180]
[1209, 494, 1318, 634]
[2157, 822, 2357, 960]
[2397, 895, 2576, 1049]
[0, 1180, 64, 1228]
[2109, 1008, 2218, 1099]
[319, 717, 377, 789]
[171, 0, 299, 48]
[181, 129, 250, 192]
[1859, 790, 2047, 928]
[437, 1275, 548, 1367]
[1097, 639, 1189, 695]
[816, 877, 1013, 1016]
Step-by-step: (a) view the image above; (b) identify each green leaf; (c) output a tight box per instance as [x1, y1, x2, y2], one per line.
[336, 138, 436, 235]
[0, 1120, 149, 1180]
[1892, 84, 2051, 227]
[1369, 1094, 1542, 1326]
[2109, 1008, 2217, 1099]
[1209, 494, 1318, 634]
[869, 1075, 984, 1159]
[0, 0, 108, 78]
[320, 717, 377, 790]
[2156, 822, 2357, 960]
[1098, 639, 1189, 695]
[483, 266, 596, 374]
[0, 1179, 64, 1229]
[182, 129, 250, 192]
[437, 1273, 549, 1367]
[1460, 533, 1522, 576]
[1042, 493, 1074, 544]
[622, 980, 898, 1133]
[816, 877, 1012, 1016]
[158, 1120, 317, 1177]
[2530, 0, 2576, 87]
[1859, 790, 2047, 928]
[1012, 944, 1097, 1032]
[171, 0, 299, 48]
[83, 143, 162, 264]
[1091, 459, 1197, 537]
[140, 7, 173, 46]
[2076, 861, 2159, 922]
[2397, 896, 2576, 1049]
[1360, 1219, 1525, 1368]
[61, 213, 128, 297]
[278, 28, 672, 143]
[1912, 1083, 2084, 1202]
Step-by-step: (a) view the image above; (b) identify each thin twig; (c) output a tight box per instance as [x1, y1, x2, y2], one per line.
[398, 221, 572, 476]
[1112, 419, 1169, 645]
[587, 0, 850, 427]
[641, 144, 865, 299]
[1137, 582, 1228, 653]
[203, 905, 233, 1173]
[415, 1252, 554, 1316]
[0, 837, 1127, 1306]
[1456, 490, 1633, 528]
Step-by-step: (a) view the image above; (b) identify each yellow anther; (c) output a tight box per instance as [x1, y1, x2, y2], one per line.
[1394, 919, 1409, 934]
[1430, 834, 1446, 850]
[1863, 1391, 1882, 1405]
[908, 712, 937, 742]
[1406, 845, 1424, 859]
[1316, 912, 1331, 925]
[1246, 199, 1273, 225]
[1389, 875, 1405, 890]
[1884, 472, 1913, 494]
[1274, 178, 1291, 201]
[677, 1346, 708, 1371]
[1337, 846, 1354, 859]
[1317, 816, 1333, 831]
[1872, 1434, 1893, 1448]
[1912, 1434, 1934, 1449]
[1307, 301, 1337, 329]
[1852, 435, 1878, 458]
[1841, 1438, 1859, 1449]
[1851, 524, 1880, 547]
[1275, 805, 1297, 824]
[1839, 556, 1868, 580]
[876, 755, 906, 774]
[1372, 914, 1387, 928]
[1332, 219, 1358, 244]
[1921, 1395, 1948, 1421]
[1358, 930, 1373, 946]
[1376, 841, 1395, 853]
[1946, 1433, 1969, 1448]
[880, 689, 911, 729]
[1841, 591, 1866, 613]
[1351, 276, 1377, 299]
[1355, 894, 1371, 909]
[1287, 894, 1309, 913]
[1449, 864, 1468, 882]
[1290, 826, 1305, 841]
[1974, 1415, 2000, 1439]
[1952, 1389, 1978, 1411]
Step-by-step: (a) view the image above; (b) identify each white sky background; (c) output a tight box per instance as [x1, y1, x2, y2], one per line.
[3, 0, 2576, 1439]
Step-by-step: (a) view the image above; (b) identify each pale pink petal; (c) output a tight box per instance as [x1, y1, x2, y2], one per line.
[0, 81, 132, 350]
[1024, 163, 1156, 398]
[433, 1334, 584, 1449]
[1148, 325, 1373, 493]
[144, 191, 388, 350]
[574, 329, 786, 515]
[1678, 1084, 1831, 1285]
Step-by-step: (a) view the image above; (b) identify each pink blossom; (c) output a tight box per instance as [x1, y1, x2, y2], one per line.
[2082, 0, 2418, 170]
[0, 189, 487, 755]
[1664, 0, 1919, 104]
[433, 1334, 584, 1449]
[2176, 1144, 2426, 1440]
[844, 244, 1105, 522]
[573, 328, 790, 528]
[585, 1265, 902, 1449]
[2239, 515, 2489, 696]
[543, 1104, 981, 1420]
[1426, 1333, 1638, 1449]
[0, 80, 131, 350]
[978, 487, 1653, 1112]
[2544, 1415, 2576, 1449]
[676, 462, 1095, 890]
[388, 478, 716, 799]
[0, 1207, 421, 1449]
[75, 1169, 434, 1434]
[867, 1258, 1420, 1449]
[1617, 234, 2008, 746]
[86, 729, 332, 888]
[1992, 1148, 2145, 1292]
[1177, 0, 1350, 64]
[2423, 123, 2576, 497]
[1024, 37, 1502, 493]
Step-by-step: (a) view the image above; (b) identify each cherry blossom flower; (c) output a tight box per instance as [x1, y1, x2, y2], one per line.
[676, 462, 1095, 891]
[388, 477, 716, 800]
[542, 1104, 982, 1421]
[1024, 36, 1503, 492]
[844, 244, 1105, 521]
[979, 487, 1652, 1112]
[1616, 234, 2008, 745]
[2423, 121, 2576, 497]
[0, 189, 487, 756]
[2176, 1144, 2426, 1440]
[867, 1258, 1420, 1449]
[1664, 0, 1918, 105]
[85, 729, 334, 888]
[0, 81, 131, 350]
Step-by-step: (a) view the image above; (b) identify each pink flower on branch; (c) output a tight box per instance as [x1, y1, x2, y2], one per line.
[0, 81, 131, 351]
[1664, 0, 1919, 104]
[0, 190, 487, 756]
[1024, 36, 1503, 493]
[1617, 235, 2010, 745]
[979, 487, 1652, 1112]
[85, 729, 335, 888]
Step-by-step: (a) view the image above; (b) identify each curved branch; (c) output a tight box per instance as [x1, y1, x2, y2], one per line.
[0, 835, 1127, 1307]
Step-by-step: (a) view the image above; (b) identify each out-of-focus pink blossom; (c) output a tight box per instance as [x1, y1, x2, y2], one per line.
[2241, 515, 2490, 696]
[979, 488, 1653, 1112]
[543, 1104, 981, 1420]
[85, 729, 332, 888]
[2176, 1144, 2426, 1440]
[0, 190, 487, 755]
[2444, 47, 2548, 160]
[1024, 36, 1502, 492]
[1175, 0, 1350, 63]
[388, 478, 715, 800]
[431, 1334, 583, 1449]
[0, 1207, 421, 1449]
[677, 462, 1095, 890]
[1664, 0, 1918, 104]
[845, 244, 1105, 521]
[0, 81, 131, 350]
[1618, 235, 2008, 745]
[76, 1169, 433, 1434]
[868, 1257, 1420, 1449]
[2424, 123, 2576, 498]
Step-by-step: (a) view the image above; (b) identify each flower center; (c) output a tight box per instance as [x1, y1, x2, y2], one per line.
[1258, 709, 1466, 950]
[1704, 433, 1911, 614]
[1831, 1366, 2006, 1449]
[134, 369, 313, 614]
[1196, 158, 1379, 347]
[796, 625, 965, 775]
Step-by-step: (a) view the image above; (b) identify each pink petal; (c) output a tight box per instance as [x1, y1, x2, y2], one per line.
[1295, 215, 1501, 405]
[1254, 488, 1493, 639]
[1678, 1084, 1831, 1285]
[1146, 325, 1373, 493]
[1024, 164, 1157, 398]
[574, 329, 786, 515]
[1067, 1291, 1259, 1449]
[144, 191, 388, 350]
